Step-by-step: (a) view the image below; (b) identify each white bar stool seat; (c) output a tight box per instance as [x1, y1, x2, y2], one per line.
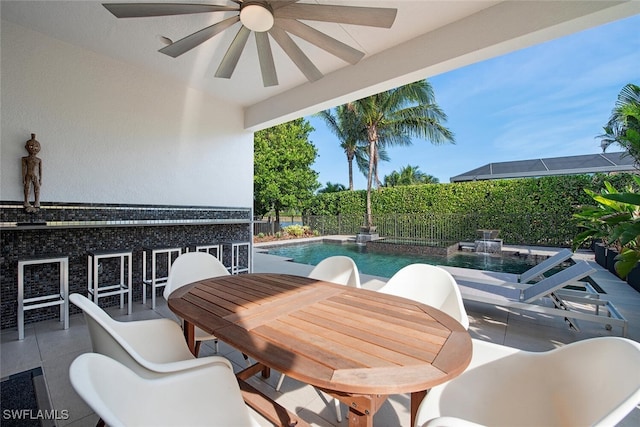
[221, 240, 250, 274]
[142, 246, 182, 309]
[17, 255, 69, 340]
[87, 250, 133, 315]
[193, 242, 222, 262]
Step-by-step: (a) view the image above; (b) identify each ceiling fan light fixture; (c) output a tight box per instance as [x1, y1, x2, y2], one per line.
[240, 3, 274, 32]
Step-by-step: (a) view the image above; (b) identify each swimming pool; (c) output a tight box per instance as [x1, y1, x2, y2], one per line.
[264, 242, 560, 279]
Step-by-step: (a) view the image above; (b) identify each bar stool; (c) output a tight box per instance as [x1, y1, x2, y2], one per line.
[221, 241, 250, 274]
[142, 246, 182, 309]
[17, 255, 69, 340]
[192, 242, 222, 262]
[87, 250, 133, 315]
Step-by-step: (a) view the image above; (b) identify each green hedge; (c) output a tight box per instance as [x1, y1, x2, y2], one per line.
[305, 174, 638, 247]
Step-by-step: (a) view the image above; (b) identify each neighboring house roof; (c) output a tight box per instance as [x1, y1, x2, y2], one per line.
[450, 152, 637, 182]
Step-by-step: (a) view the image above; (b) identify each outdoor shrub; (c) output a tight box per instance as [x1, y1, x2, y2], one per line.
[305, 173, 639, 247]
[284, 224, 305, 237]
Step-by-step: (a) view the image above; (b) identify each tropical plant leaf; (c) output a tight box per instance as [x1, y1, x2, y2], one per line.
[600, 192, 640, 206]
[603, 180, 620, 194]
[617, 222, 640, 246]
[615, 247, 640, 278]
[591, 194, 626, 210]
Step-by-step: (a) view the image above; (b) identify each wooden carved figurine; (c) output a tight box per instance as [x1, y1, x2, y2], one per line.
[22, 133, 42, 213]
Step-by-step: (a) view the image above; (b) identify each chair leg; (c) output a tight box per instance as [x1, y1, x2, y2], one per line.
[194, 341, 201, 357]
[243, 353, 251, 367]
[274, 373, 340, 422]
[275, 372, 285, 391]
[214, 339, 219, 354]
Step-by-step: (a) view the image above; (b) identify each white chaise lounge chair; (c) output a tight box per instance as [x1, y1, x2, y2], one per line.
[443, 249, 600, 310]
[442, 248, 574, 285]
[455, 261, 628, 336]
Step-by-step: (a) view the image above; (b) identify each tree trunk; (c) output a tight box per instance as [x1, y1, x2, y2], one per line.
[347, 153, 354, 191]
[373, 145, 382, 188]
[366, 128, 377, 228]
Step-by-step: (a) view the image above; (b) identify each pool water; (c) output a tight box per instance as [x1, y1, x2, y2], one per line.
[265, 242, 552, 279]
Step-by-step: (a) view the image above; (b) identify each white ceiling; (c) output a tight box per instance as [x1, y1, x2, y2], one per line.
[2, 1, 639, 130]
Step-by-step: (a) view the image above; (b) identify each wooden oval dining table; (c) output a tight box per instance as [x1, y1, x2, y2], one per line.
[168, 273, 472, 427]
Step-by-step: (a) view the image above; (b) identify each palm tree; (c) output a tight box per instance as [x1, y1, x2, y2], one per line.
[318, 181, 347, 193]
[383, 170, 402, 187]
[316, 105, 366, 190]
[599, 83, 640, 165]
[419, 173, 439, 184]
[384, 165, 439, 186]
[599, 123, 624, 153]
[355, 145, 390, 186]
[373, 125, 412, 187]
[399, 164, 427, 185]
[351, 80, 454, 228]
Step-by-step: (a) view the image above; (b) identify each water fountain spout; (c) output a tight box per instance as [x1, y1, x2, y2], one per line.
[475, 229, 502, 254]
[355, 226, 380, 245]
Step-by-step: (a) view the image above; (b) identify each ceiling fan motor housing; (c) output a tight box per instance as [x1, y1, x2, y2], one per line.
[240, 2, 274, 32]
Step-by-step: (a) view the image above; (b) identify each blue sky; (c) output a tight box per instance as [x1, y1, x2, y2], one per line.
[306, 14, 640, 190]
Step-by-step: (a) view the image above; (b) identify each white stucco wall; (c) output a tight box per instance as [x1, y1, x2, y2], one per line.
[1, 20, 253, 207]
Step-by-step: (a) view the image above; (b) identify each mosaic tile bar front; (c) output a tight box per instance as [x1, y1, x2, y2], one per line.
[0, 202, 252, 330]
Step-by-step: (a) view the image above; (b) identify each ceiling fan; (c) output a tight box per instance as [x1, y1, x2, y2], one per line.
[103, 1, 397, 87]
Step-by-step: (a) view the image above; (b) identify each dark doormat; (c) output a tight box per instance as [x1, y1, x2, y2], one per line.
[1, 367, 56, 427]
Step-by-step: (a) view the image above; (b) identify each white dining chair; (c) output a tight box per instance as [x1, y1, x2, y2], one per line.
[276, 255, 361, 422]
[163, 251, 229, 356]
[379, 263, 469, 329]
[69, 293, 231, 379]
[308, 255, 362, 288]
[415, 337, 640, 427]
[70, 352, 261, 427]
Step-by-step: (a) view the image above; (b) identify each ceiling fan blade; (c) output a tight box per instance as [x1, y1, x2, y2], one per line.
[270, 1, 298, 11]
[255, 32, 278, 87]
[275, 3, 397, 28]
[269, 26, 323, 83]
[159, 16, 239, 58]
[215, 26, 251, 79]
[103, 3, 238, 18]
[275, 18, 364, 65]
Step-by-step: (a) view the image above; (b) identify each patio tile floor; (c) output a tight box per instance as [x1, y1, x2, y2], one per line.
[1, 245, 639, 426]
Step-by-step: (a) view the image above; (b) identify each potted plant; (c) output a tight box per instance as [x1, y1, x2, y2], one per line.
[576, 83, 640, 286]
[626, 263, 640, 292]
[607, 245, 621, 277]
[594, 240, 608, 268]
[573, 177, 640, 280]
